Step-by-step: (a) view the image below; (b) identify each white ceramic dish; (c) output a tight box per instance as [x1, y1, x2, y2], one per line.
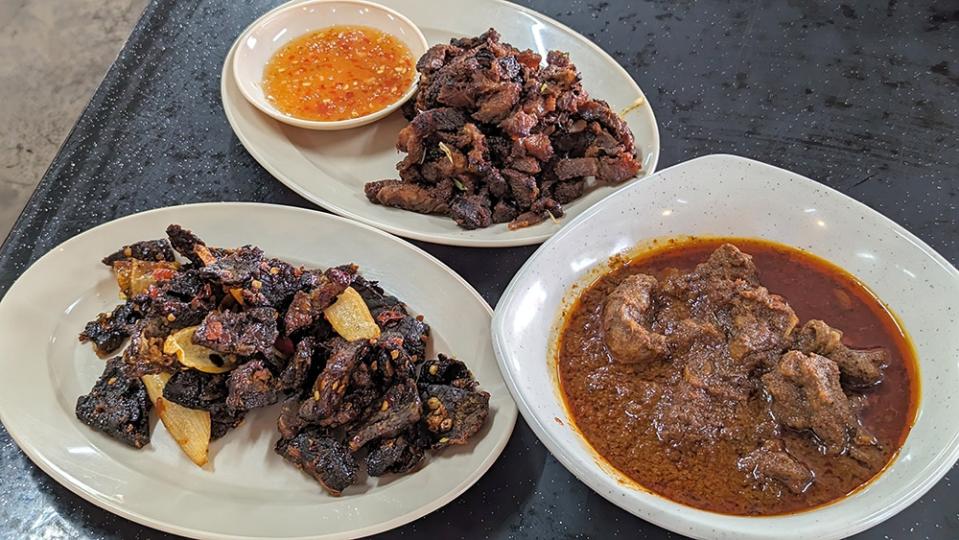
[0, 203, 516, 540]
[221, 0, 660, 247]
[233, 0, 428, 130]
[491, 154, 959, 540]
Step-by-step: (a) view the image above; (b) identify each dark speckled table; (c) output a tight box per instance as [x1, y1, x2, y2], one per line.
[0, 1, 956, 538]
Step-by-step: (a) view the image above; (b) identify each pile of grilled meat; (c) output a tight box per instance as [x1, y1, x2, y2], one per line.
[75, 225, 489, 495]
[365, 29, 642, 230]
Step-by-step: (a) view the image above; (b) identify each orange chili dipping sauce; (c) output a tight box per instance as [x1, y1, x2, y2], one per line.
[262, 25, 416, 122]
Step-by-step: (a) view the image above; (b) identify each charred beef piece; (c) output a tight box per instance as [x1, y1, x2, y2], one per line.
[348, 379, 422, 451]
[364, 180, 450, 215]
[449, 194, 493, 229]
[79, 300, 143, 356]
[102, 239, 176, 265]
[226, 359, 280, 411]
[283, 266, 356, 336]
[194, 307, 278, 356]
[418, 354, 477, 390]
[602, 274, 668, 364]
[299, 338, 370, 422]
[419, 383, 490, 447]
[761, 351, 859, 454]
[75, 358, 151, 448]
[276, 429, 358, 496]
[162, 369, 229, 411]
[738, 440, 814, 494]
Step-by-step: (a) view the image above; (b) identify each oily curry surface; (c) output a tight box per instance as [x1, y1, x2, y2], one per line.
[557, 238, 918, 515]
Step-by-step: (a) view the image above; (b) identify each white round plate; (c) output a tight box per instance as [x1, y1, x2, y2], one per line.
[492, 154, 959, 540]
[222, 0, 660, 247]
[0, 203, 516, 540]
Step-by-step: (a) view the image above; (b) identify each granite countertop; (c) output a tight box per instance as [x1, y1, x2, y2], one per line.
[0, 1, 956, 538]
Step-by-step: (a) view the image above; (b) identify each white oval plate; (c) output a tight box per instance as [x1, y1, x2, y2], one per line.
[492, 154, 959, 539]
[0, 203, 516, 540]
[221, 0, 660, 247]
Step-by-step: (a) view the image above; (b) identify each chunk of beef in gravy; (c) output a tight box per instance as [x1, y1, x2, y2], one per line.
[761, 351, 858, 454]
[794, 320, 888, 388]
[726, 287, 798, 360]
[601, 274, 668, 363]
[738, 440, 814, 494]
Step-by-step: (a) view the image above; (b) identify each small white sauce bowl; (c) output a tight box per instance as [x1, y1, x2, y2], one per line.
[232, 0, 428, 130]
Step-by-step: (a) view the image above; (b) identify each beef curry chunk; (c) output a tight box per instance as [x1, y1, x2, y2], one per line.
[79, 300, 143, 356]
[102, 239, 176, 265]
[365, 30, 640, 230]
[762, 351, 859, 454]
[420, 383, 490, 447]
[794, 320, 887, 388]
[348, 379, 422, 451]
[162, 369, 229, 410]
[75, 358, 151, 448]
[194, 307, 279, 356]
[226, 359, 280, 411]
[283, 266, 356, 335]
[276, 429, 358, 496]
[738, 440, 814, 494]
[602, 274, 668, 364]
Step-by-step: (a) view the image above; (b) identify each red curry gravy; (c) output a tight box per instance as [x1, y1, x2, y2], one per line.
[557, 238, 919, 515]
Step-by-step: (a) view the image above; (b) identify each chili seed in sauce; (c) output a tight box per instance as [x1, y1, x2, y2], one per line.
[262, 25, 415, 122]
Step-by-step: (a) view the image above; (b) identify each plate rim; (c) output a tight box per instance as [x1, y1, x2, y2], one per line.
[490, 153, 959, 539]
[220, 0, 661, 248]
[0, 201, 517, 540]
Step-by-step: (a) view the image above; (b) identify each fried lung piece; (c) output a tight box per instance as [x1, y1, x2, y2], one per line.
[166, 224, 218, 266]
[226, 359, 280, 411]
[75, 358, 152, 448]
[418, 354, 477, 389]
[210, 403, 245, 440]
[198, 245, 264, 285]
[276, 429, 358, 496]
[299, 338, 370, 422]
[280, 337, 315, 393]
[194, 307, 279, 356]
[162, 369, 229, 410]
[420, 383, 490, 447]
[366, 429, 430, 476]
[122, 317, 177, 376]
[283, 266, 356, 336]
[348, 379, 422, 451]
[79, 300, 143, 356]
[102, 239, 176, 265]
